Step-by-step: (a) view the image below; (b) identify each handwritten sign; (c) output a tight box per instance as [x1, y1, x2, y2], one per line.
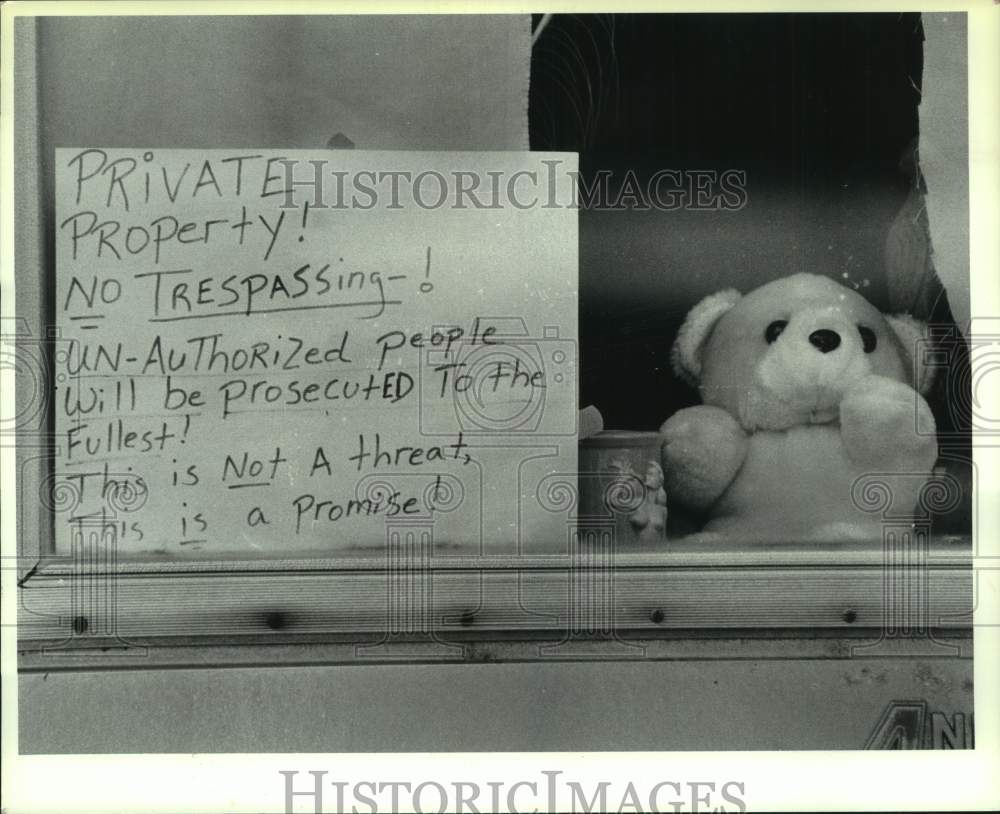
[54, 149, 578, 555]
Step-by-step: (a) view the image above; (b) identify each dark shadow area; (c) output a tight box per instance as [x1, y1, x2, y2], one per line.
[530, 12, 971, 534]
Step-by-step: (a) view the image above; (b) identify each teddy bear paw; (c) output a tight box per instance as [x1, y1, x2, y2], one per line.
[840, 375, 937, 469]
[660, 406, 748, 510]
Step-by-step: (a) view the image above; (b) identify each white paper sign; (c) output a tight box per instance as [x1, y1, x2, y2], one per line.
[54, 148, 578, 556]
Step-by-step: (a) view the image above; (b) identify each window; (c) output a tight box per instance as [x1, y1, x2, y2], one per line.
[12, 13, 972, 688]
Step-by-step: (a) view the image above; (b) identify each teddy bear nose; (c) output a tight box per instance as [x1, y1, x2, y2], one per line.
[808, 329, 841, 353]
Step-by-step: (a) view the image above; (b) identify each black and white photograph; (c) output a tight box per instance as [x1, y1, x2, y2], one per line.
[1, 3, 998, 813]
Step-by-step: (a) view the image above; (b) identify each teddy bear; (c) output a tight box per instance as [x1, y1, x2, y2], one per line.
[660, 273, 939, 541]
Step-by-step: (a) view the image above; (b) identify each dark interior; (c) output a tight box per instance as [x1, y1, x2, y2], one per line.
[529, 12, 971, 532]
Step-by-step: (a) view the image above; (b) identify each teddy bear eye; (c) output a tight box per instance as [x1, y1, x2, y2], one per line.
[858, 326, 877, 353]
[764, 320, 788, 344]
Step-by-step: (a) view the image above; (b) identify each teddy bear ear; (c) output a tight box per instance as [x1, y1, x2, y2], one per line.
[885, 313, 936, 396]
[671, 289, 742, 386]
